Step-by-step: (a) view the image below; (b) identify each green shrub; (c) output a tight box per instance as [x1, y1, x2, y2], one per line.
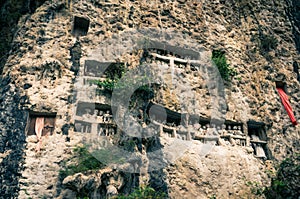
[245, 181, 265, 196]
[121, 139, 136, 152]
[211, 50, 237, 81]
[59, 146, 104, 180]
[92, 78, 116, 91]
[91, 72, 154, 99]
[264, 154, 300, 199]
[91, 146, 127, 165]
[92, 76, 152, 92]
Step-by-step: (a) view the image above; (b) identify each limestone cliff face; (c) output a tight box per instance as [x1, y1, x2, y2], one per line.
[0, 0, 299, 198]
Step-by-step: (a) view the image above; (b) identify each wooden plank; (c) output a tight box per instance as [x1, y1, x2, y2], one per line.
[194, 135, 219, 141]
[250, 140, 267, 144]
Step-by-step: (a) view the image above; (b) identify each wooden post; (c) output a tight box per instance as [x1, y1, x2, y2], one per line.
[172, 128, 177, 138]
[159, 124, 163, 137]
[91, 123, 98, 135]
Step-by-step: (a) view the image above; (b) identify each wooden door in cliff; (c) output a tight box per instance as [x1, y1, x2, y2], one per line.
[26, 115, 56, 136]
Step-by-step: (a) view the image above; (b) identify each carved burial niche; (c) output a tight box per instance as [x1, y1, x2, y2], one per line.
[146, 102, 181, 126]
[26, 112, 56, 136]
[84, 60, 124, 79]
[248, 121, 267, 141]
[71, 16, 90, 36]
[74, 102, 115, 134]
[74, 121, 92, 133]
[247, 120, 271, 159]
[75, 102, 112, 118]
[84, 60, 111, 77]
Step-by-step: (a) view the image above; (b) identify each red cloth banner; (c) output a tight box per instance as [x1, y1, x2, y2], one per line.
[277, 88, 298, 126]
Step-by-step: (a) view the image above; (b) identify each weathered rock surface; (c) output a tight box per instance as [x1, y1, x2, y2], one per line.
[0, 0, 299, 198]
[163, 138, 270, 199]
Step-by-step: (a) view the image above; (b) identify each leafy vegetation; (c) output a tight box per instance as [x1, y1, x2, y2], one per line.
[115, 186, 167, 199]
[91, 66, 155, 101]
[264, 154, 300, 199]
[91, 144, 127, 165]
[245, 181, 265, 196]
[77, 197, 89, 199]
[211, 50, 237, 81]
[243, 154, 300, 198]
[59, 146, 104, 180]
[59, 143, 129, 181]
[120, 139, 136, 152]
[92, 75, 153, 94]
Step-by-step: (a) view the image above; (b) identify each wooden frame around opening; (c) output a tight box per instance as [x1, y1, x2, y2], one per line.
[26, 112, 56, 136]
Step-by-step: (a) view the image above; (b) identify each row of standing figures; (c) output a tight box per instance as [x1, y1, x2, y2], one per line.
[154, 121, 267, 159]
[74, 115, 267, 159]
[75, 122, 116, 136]
[80, 107, 245, 137]
[154, 121, 245, 137]
[80, 109, 114, 123]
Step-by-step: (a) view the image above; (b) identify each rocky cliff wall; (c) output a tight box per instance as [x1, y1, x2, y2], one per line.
[0, 0, 299, 198]
[0, 76, 28, 198]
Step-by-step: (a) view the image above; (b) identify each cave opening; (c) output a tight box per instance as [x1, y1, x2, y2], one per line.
[71, 16, 90, 37]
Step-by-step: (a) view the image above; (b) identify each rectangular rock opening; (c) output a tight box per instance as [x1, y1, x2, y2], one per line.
[84, 60, 125, 78]
[74, 102, 116, 135]
[247, 121, 269, 159]
[84, 60, 112, 77]
[71, 16, 90, 37]
[74, 121, 92, 133]
[26, 112, 56, 136]
[146, 103, 181, 125]
[75, 102, 113, 118]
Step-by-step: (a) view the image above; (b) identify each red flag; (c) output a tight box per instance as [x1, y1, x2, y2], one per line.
[277, 88, 298, 126]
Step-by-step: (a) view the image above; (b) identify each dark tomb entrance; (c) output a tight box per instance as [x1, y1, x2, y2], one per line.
[247, 121, 271, 159]
[72, 16, 90, 36]
[275, 80, 287, 91]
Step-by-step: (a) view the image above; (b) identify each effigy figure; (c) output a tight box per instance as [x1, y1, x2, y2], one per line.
[193, 123, 201, 131]
[217, 126, 222, 135]
[93, 109, 99, 120]
[109, 127, 115, 136]
[75, 123, 82, 132]
[194, 124, 201, 137]
[237, 126, 243, 136]
[202, 125, 207, 135]
[221, 124, 227, 136]
[227, 125, 234, 135]
[83, 108, 92, 119]
[98, 110, 104, 123]
[211, 124, 218, 136]
[103, 110, 111, 123]
[98, 127, 104, 136]
[233, 126, 238, 135]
